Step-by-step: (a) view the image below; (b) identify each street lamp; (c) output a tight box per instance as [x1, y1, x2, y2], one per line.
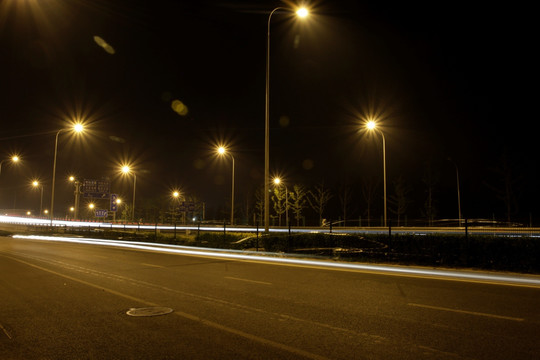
[0, 155, 20, 176]
[217, 146, 235, 225]
[69, 176, 81, 219]
[171, 191, 181, 223]
[113, 198, 122, 222]
[88, 203, 95, 218]
[50, 123, 84, 224]
[32, 180, 44, 216]
[121, 165, 136, 222]
[273, 177, 289, 227]
[366, 120, 387, 227]
[265, 6, 309, 232]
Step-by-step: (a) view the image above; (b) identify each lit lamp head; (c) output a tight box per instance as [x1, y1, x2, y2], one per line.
[273, 177, 281, 185]
[296, 7, 309, 18]
[366, 120, 377, 130]
[32, 180, 39, 187]
[73, 123, 84, 133]
[217, 146, 226, 156]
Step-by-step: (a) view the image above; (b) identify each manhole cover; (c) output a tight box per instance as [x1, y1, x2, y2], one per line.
[126, 307, 173, 317]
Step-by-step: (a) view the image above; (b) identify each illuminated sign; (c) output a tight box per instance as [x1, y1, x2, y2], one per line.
[83, 179, 110, 198]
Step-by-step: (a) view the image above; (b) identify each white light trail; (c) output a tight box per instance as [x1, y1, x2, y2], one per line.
[11, 234, 540, 288]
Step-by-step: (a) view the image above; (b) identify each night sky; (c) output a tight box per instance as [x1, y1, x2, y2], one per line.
[0, 1, 536, 224]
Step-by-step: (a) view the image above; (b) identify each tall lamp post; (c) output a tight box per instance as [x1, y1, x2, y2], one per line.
[366, 120, 387, 227]
[448, 158, 462, 226]
[265, 6, 309, 232]
[217, 146, 235, 225]
[50, 124, 84, 224]
[32, 180, 43, 216]
[121, 165, 136, 222]
[0, 155, 20, 176]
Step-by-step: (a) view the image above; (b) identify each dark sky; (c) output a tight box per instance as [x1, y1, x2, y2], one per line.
[0, 0, 536, 223]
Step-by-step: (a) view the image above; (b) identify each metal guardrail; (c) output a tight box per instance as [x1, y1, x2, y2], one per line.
[2, 215, 540, 237]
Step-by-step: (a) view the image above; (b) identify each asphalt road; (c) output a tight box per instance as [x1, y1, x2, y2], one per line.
[1, 236, 539, 359]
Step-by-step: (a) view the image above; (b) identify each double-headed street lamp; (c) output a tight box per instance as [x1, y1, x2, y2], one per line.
[366, 120, 387, 227]
[217, 146, 235, 225]
[50, 123, 84, 224]
[32, 180, 44, 216]
[264, 6, 309, 232]
[121, 165, 136, 222]
[69, 176, 81, 220]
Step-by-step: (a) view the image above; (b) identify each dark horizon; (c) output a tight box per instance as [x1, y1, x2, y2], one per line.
[1, 1, 536, 224]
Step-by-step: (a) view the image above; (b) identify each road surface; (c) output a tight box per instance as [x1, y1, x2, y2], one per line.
[1, 235, 539, 359]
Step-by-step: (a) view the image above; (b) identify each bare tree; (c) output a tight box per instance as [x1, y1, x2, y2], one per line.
[253, 186, 264, 225]
[289, 184, 308, 227]
[338, 182, 354, 226]
[421, 161, 439, 226]
[271, 187, 287, 226]
[388, 175, 412, 226]
[361, 177, 379, 226]
[484, 151, 521, 224]
[307, 183, 333, 226]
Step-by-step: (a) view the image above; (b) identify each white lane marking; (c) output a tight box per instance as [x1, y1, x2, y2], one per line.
[407, 303, 525, 322]
[141, 262, 164, 268]
[0, 324, 12, 339]
[225, 276, 272, 285]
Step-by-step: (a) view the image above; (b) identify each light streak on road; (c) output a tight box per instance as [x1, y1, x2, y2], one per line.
[11, 234, 540, 288]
